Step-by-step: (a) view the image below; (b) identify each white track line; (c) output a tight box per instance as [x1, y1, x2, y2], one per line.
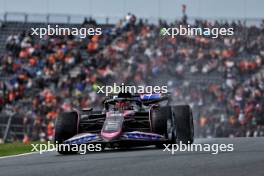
[0, 149, 56, 159]
[0, 152, 39, 159]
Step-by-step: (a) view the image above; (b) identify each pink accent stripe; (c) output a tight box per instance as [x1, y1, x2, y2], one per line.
[101, 129, 121, 139]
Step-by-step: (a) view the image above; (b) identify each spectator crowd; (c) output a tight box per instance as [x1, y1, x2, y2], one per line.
[0, 13, 264, 142]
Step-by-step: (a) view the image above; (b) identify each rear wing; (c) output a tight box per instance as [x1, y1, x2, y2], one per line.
[139, 93, 171, 105]
[103, 92, 171, 105]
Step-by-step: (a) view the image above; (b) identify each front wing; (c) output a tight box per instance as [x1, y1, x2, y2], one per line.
[63, 131, 166, 145]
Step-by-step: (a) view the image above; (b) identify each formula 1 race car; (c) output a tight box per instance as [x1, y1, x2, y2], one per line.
[54, 92, 194, 154]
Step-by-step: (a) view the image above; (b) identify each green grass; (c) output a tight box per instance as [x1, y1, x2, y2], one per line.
[0, 141, 48, 157]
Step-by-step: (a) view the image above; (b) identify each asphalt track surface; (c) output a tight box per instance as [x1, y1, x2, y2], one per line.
[0, 138, 263, 176]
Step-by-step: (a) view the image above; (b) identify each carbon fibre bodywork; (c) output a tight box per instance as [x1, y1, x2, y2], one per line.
[63, 94, 170, 146]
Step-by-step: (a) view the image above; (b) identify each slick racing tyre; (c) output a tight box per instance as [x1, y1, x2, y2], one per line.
[172, 105, 194, 144]
[151, 106, 172, 149]
[55, 111, 79, 154]
[151, 106, 172, 135]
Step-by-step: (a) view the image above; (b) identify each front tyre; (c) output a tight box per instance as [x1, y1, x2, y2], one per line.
[151, 106, 172, 149]
[54, 111, 79, 154]
[151, 106, 171, 135]
[172, 105, 194, 144]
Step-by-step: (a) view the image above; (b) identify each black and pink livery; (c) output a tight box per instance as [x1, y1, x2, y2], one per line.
[55, 93, 194, 154]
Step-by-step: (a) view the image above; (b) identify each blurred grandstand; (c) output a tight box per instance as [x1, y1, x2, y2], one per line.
[0, 11, 264, 143]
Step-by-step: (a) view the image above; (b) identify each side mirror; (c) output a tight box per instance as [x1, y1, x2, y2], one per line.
[82, 107, 93, 111]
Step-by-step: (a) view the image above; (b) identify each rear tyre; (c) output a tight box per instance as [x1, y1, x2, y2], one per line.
[54, 111, 79, 154]
[172, 105, 194, 144]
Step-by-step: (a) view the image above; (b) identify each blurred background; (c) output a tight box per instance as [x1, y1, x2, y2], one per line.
[0, 0, 263, 143]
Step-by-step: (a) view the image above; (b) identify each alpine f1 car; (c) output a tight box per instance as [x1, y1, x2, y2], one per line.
[54, 92, 194, 154]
